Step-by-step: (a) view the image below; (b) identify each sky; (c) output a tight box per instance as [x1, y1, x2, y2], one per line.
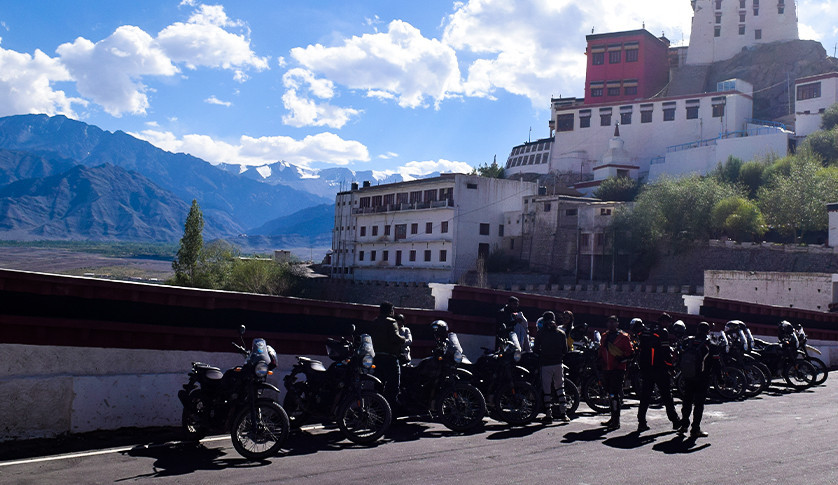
[0, 0, 836, 180]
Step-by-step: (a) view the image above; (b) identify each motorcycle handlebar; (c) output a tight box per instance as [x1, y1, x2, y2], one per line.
[232, 341, 247, 355]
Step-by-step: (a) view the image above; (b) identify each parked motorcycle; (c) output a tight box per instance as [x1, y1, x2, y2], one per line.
[468, 332, 539, 425]
[752, 337, 818, 391]
[397, 330, 487, 432]
[178, 325, 290, 461]
[794, 324, 829, 385]
[283, 333, 392, 445]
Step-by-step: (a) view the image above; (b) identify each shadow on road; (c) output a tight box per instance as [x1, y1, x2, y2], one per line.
[651, 435, 711, 454]
[117, 442, 270, 480]
[602, 430, 671, 450]
[485, 421, 566, 440]
[561, 427, 610, 444]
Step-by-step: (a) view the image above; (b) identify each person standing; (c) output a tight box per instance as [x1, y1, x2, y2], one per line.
[598, 315, 634, 430]
[497, 296, 526, 349]
[360, 301, 405, 403]
[677, 322, 712, 438]
[395, 313, 412, 364]
[636, 313, 681, 432]
[533, 311, 570, 423]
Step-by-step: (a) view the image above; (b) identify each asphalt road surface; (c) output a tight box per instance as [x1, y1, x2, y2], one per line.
[2, 378, 835, 485]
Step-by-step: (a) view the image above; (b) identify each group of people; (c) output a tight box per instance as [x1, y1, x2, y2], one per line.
[360, 297, 718, 439]
[497, 296, 715, 438]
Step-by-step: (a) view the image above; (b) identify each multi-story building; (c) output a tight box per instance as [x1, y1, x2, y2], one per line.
[794, 72, 838, 137]
[584, 30, 671, 105]
[686, 0, 798, 65]
[331, 174, 537, 283]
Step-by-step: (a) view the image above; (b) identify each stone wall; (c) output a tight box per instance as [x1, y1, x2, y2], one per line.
[296, 278, 435, 310]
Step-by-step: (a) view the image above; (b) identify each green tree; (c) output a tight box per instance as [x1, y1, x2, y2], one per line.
[197, 240, 240, 288]
[226, 259, 302, 295]
[757, 154, 834, 240]
[710, 196, 766, 242]
[713, 156, 744, 185]
[737, 160, 768, 198]
[799, 127, 838, 165]
[821, 103, 838, 131]
[472, 159, 505, 178]
[172, 199, 204, 285]
[593, 176, 641, 201]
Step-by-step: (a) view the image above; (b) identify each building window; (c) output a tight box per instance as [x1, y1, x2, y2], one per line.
[580, 115, 591, 128]
[663, 106, 676, 121]
[740, 12, 746, 22]
[624, 86, 637, 96]
[382, 250, 388, 262]
[601, 208, 612, 216]
[716, 14, 722, 24]
[778, 5, 784, 14]
[424, 250, 431, 262]
[410, 223, 418, 234]
[739, 0, 745, 7]
[715, 0, 722, 9]
[409, 250, 416, 262]
[479, 223, 490, 235]
[686, 105, 699, 119]
[383, 194, 395, 206]
[544, 202, 552, 212]
[739, 24, 745, 35]
[359, 251, 365, 261]
[712, 103, 725, 117]
[395, 224, 407, 240]
[441, 221, 449, 233]
[372, 225, 379, 236]
[370, 250, 376, 262]
[360, 226, 367, 237]
[565, 209, 578, 216]
[607, 87, 621, 96]
[591, 87, 604, 97]
[439, 250, 447, 262]
[797, 82, 821, 100]
[753, 7, 758, 15]
[755, 29, 762, 39]
[626, 49, 638, 62]
[581, 233, 590, 248]
[714, 26, 721, 37]
[621, 112, 632, 125]
[556, 113, 575, 132]
[384, 225, 391, 236]
[424, 189, 437, 202]
[641, 110, 653, 123]
[499, 224, 505, 236]
[609, 50, 621, 64]
[466, 183, 478, 189]
[600, 113, 612, 126]
[592, 52, 604, 65]
[426, 222, 433, 234]
[359, 197, 371, 208]
[397, 192, 409, 205]
[395, 250, 402, 266]
[409, 191, 422, 203]
[595, 233, 605, 247]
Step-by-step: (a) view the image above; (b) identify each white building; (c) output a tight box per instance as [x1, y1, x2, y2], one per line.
[506, 78, 791, 184]
[703, 270, 837, 312]
[794, 72, 838, 137]
[331, 174, 537, 283]
[686, 0, 798, 65]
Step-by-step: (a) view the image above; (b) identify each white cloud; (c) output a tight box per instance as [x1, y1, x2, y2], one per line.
[378, 151, 399, 159]
[291, 20, 462, 109]
[204, 95, 232, 107]
[799, 0, 838, 42]
[131, 129, 370, 167]
[374, 159, 473, 181]
[0, 41, 86, 117]
[52, 3, 266, 116]
[280, 68, 361, 128]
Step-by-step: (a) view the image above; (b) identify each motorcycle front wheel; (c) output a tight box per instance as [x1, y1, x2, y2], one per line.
[563, 378, 580, 415]
[742, 364, 767, 398]
[337, 391, 392, 445]
[783, 360, 818, 390]
[581, 375, 610, 414]
[231, 399, 290, 461]
[808, 357, 829, 386]
[437, 383, 486, 432]
[495, 380, 539, 425]
[712, 366, 746, 401]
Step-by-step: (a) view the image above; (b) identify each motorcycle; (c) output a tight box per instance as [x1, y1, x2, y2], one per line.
[398, 332, 487, 432]
[468, 332, 540, 425]
[178, 325, 290, 461]
[283, 333, 392, 445]
[794, 325, 829, 385]
[752, 336, 818, 391]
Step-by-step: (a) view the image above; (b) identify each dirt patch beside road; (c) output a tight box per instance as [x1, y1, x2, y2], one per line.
[0, 248, 174, 281]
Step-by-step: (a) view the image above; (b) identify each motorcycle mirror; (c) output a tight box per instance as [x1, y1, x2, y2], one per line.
[239, 325, 246, 335]
[593, 330, 601, 343]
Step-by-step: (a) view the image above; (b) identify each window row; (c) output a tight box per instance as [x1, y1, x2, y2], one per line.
[557, 100, 726, 132]
[511, 142, 549, 155]
[358, 187, 454, 208]
[359, 221, 451, 238]
[507, 152, 549, 168]
[715, 25, 763, 38]
[590, 42, 639, 66]
[358, 249, 448, 265]
[797, 82, 821, 101]
[589, 80, 638, 99]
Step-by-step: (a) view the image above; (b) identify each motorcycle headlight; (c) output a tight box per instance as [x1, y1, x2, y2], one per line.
[362, 354, 374, 369]
[453, 350, 464, 364]
[513, 350, 522, 362]
[255, 361, 269, 377]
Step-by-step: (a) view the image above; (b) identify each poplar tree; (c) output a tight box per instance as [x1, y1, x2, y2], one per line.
[173, 199, 204, 285]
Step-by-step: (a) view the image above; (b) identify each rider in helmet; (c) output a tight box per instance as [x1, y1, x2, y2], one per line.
[670, 320, 687, 343]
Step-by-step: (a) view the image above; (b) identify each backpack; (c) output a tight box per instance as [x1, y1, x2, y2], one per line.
[679, 338, 705, 379]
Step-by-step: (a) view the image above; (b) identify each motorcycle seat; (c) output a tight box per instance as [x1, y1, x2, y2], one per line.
[194, 363, 223, 380]
[299, 356, 327, 372]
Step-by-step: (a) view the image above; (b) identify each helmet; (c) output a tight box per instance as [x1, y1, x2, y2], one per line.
[629, 318, 644, 333]
[778, 320, 793, 336]
[431, 320, 449, 340]
[569, 322, 588, 341]
[671, 320, 686, 338]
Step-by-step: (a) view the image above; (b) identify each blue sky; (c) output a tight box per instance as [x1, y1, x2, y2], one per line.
[0, 0, 835, 179]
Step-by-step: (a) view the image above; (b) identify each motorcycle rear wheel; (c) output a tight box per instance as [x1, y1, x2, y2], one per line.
[783, 360, 817, 390]
[713, 366, 746, 401]
[437, 383, 486, 432]
[808, 357, 829, 386]
[231, 399, 290, 461]
[742, 364, 767, 398]
[495, 380, 538, 425]
[337, 391, 392, 445]
[181, 390, 209, 442]
[581, 375, 610, 414]
[563, 378, 580, 415]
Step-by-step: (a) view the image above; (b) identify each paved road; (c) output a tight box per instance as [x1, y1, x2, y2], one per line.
[2, 379, 835, 485]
